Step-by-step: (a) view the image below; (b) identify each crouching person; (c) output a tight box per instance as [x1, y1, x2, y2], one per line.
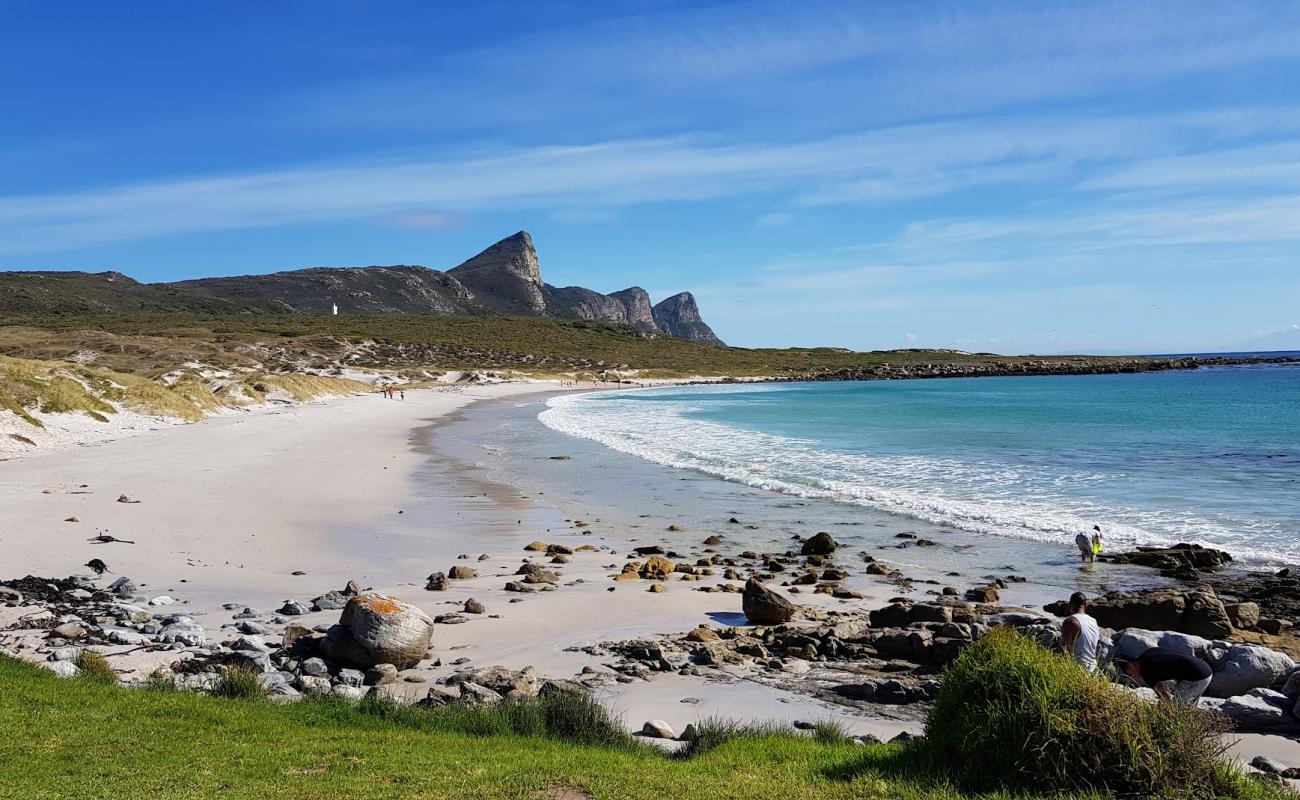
[1118, 647, 1213, 704]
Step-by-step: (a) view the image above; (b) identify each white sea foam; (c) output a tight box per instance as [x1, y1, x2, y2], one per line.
[539, 389, 1295, 564]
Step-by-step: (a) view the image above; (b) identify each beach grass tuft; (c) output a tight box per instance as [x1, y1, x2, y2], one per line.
[923, 627, 1259, 799]
[210, 666, 268, 699]
[72, 650, 117, 684]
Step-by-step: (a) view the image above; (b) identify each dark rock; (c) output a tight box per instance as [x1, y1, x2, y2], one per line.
[742, 578, 797, 625]
[801, 532, 837, 556]
[1045, 587, 1234, 639]
[312, 591, 349, 611]
[832, 681, 878, 701]
[277, 600, 311, 616]
[1101, 544, 1232, 573]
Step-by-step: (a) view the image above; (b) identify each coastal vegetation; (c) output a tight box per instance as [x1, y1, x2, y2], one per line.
[1, 633, 1285, 800]
[928, 629, 1256, 798]
[0, 352, 370, 429]
[1, 312, 1169, 382]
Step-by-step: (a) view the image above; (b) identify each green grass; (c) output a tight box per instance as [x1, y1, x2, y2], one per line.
[0, 655, 1145, 800]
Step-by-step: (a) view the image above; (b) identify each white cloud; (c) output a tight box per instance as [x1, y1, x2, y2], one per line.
[289, 1, 1300, 138]
[3, 106, 1294, 256]
[754, 212, 794, 229]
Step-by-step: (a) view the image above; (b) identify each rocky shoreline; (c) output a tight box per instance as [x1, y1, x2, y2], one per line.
[755, 353, 1299, 384]
[5, 534, 1299, 752]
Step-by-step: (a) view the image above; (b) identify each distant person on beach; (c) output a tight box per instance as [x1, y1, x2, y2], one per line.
[1119, 647, 1213, 704]
[400, 390, 405, 401]
[1060, 592, 1100, 671]
[1075, 530, 1094, 562]
[1091, 525, 1103, 558]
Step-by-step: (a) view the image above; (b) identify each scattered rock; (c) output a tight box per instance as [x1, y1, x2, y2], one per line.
[742, 578, 797, 625]
[464, 598, 486, 615]
[277, 600, 312, 616]
[425, 572, 449, 591]
[965, 586, 999, 603]
[48, 661, 80, 679]
[801, 532, 837, 556]
[640, 719, 676, 739]
[1251, 756, 1290, 775]
[312, 591, 349, 611]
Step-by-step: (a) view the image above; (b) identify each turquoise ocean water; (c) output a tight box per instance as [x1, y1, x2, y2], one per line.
[540, 363, 1300, 565]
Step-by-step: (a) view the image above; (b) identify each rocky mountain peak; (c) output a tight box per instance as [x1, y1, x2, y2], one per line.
[447, 231, 545, 315]
[652, 292, 723, 345]
[608, 287, 657, 331]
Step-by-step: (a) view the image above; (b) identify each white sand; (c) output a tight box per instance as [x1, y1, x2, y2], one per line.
[0, 380, 917, 738]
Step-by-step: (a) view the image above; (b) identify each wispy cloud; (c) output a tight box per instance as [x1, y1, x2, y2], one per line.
[288, 1, 1300, 139]
[3, 107, 1294, 256]
[377, 210, 464, 230]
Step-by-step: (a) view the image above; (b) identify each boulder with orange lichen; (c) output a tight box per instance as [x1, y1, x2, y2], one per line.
[319, 592, 433, 670]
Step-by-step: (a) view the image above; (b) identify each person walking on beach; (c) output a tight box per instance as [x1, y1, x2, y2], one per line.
[1118, 647, 1213, 704]
[399, 389, 405, 401]
[1060, 592, 1100, 671]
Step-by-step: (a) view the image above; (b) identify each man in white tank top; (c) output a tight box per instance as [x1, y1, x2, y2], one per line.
[1060, 591, 1100, 671]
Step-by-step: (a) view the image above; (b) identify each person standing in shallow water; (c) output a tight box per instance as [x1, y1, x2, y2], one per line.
[1060, 591, 1100, 671]
[1091, 525, 1103, 559]
[1075, 529, 1094, 563]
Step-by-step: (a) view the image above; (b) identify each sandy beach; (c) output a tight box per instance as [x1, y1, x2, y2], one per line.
[4, 379, 1299, 777]
[0, 382, 921, 739]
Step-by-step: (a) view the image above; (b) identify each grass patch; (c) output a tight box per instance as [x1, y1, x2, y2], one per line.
[72, 650, 117, 684]
[0, 654, 1139, 800]
[673, 717, 788, 759]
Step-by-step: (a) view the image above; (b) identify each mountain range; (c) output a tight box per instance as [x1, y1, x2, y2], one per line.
[0, 231, 724, 345]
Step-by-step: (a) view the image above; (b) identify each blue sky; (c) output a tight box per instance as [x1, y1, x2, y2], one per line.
[2, 0, 1299, 354]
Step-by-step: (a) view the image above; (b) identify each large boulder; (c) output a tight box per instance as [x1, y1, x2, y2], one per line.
[1207, 644, 1295, 698]
[1215, 690, 1299, 732]
[319, 593, 433, 670]
[1111, 629, 1163, 660]
[1101, 544, 1232, 573]
[742, 578, 796, 625]
[800, 532, 837, 556]
[1047, 588, 1233, 639]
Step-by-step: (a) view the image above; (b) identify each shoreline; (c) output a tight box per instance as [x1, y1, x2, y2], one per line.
[0, 379, 922, 737]
[2, 375, 1298, 764]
